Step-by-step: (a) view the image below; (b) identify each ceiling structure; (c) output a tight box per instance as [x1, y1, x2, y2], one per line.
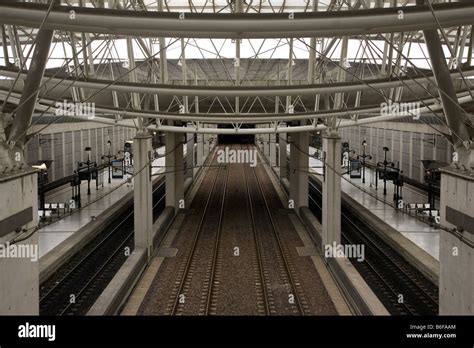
[0, 0, 473, 137]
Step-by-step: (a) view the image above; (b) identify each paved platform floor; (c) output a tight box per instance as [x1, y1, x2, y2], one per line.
[307, 146, 439, 260]
[39, 146, 169, 258]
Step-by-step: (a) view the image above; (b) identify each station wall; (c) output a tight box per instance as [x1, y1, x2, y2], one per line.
[339, 122, 453, 183]
[25, 123, 137, 182]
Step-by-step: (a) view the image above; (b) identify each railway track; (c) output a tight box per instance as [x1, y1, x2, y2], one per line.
[39, 179, 166, 315]
[165, 149, 229, 315]
[164, 145, 310, 316]
[242, 159, 273, 315]
[308, 177, 439, 315]
[134, 145, 337, 315]
[243, 146, 309, 316]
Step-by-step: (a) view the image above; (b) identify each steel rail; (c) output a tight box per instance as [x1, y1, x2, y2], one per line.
[242, 151, 271, 315]
[169, 151, 222, 315]
[205, 156, 229, 315]
[59, 192, 167, 315]
[250, 153, 305, 315]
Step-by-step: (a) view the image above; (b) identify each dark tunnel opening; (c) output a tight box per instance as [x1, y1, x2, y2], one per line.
[217, 124, 255, 144]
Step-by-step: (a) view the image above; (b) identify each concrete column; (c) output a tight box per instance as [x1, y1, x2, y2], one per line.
[322, 132, 341, 252]
[289, 129, 309, 214]
[186, 130, 194, 179]
[203, 132, 210, 160]
[399, 132, 403, 170]
[269, 133, 277, 170]
[95, 127, 99, 163]
[279, 130, 287, 179]
[133, 132, 153, 259]
[166, 126, 184, 212]
[257, 130, 263, 152]
[0, 168, 39, 314]
[71, 130, 75, 169]
[212, 127, 217, 151]
[439, 168, 474, 315]
[80, 129, 84, 162]
[208, 130, 216, 154]
[62, 132, 66, 177]
[50, 133, 55, 181]
[409, 132, 413, 178]
[195, 133, 203, 177]
[420, 133, 425, 181]
[263, 132, 268, 157]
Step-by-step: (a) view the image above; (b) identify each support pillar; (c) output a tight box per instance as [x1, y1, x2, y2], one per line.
[0, 1, 57, 314]
[289, 129, 308, 214]
[439, 168, 474, 315]
[264, 131, 270, 158]
[166, 125, 184, 212]
[186, 130, 194, 179]
[196, 133, 203, 176]
[322, 132, 341, 252]
[0, 168, 38, 314]
[269, 133, 277, 171]
[133, 131, 153, 259]
[417, 0, 474, 314]
[209, 128, 216, 153]
[279, 130, 287, 180]
[203, 132, 210, 159]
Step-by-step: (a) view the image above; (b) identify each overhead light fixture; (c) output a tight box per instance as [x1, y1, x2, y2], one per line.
[32, 163, 47, 170]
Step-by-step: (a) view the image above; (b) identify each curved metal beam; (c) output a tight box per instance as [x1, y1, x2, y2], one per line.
[81, 94, 474, 134]
[1, 66, 473, 98]
[5, 4, 57, 146]
[2, 89, 473, 133]
[2, 89, 470, 124]
[0, 2, 473, 38]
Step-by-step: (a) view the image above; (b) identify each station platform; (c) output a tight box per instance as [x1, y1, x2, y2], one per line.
[39, 146, 168, 258]
[307, 146, 439, 261]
